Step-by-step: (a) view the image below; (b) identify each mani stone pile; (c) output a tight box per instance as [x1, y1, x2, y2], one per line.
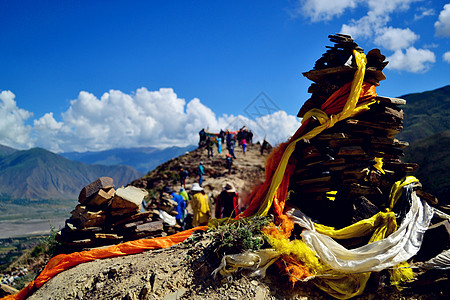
[289, 34, 437, 229]
[56, 177, 180, 252]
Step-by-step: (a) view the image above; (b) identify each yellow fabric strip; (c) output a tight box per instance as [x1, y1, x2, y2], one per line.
[374, 157, 385, 174]
[314, 211, 396, 240]
[388, 176, 419, 210]
[255, 50, 371, 217]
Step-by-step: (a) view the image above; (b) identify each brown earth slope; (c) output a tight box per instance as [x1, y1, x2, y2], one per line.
[131, 143, 268, 211]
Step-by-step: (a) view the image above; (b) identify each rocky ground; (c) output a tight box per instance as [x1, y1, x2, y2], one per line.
[25, 229, 448, 300]
[131, 142, 268, 212]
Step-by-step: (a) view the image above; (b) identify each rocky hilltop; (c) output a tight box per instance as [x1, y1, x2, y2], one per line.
[130, 142, 267, 209]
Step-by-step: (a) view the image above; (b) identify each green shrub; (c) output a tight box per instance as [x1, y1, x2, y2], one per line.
[209, 216, 271, 255]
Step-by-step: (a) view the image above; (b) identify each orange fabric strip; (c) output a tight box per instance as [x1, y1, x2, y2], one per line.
[1, 226, 207, 300]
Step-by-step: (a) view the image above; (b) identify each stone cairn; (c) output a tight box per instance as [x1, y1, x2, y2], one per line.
[56, 177, 181, 252]
[289, 34, 438, 231]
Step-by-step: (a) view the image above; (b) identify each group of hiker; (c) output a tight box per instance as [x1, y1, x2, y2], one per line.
[199, 127, 252, 158]
[159, 181, 240, 229]
[151, 127, 254, 229]
[198, 127, 254, 176]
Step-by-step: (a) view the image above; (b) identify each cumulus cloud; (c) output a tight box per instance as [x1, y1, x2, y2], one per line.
[443, 51, 450, 63]
[435, 4, 450, 37]
[386, 47, 436, 72]
[414, 7, 434, 21]
[374, 27, 419, 51]
[294, 0, 357, 22]
[0, 91, 33, 149]
[253, 111, 302, 146]
[292, 0, 436, 73]
[366, 0, 420, 16]
[29, 88, 301, 152]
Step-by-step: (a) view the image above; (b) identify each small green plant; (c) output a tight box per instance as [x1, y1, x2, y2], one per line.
[209, 216, 271, 255]
[43, 225, 61, 257]
[30, 245, 44, 257]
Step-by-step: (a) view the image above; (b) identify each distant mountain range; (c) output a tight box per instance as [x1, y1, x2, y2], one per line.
[397, 85, 450, 202]
[0, 85, 448, 215]
[404, 130, 450, 202]
[0, 147, 142, 201]
[60, 145, 196, 173]
[397, 85, 450, 143]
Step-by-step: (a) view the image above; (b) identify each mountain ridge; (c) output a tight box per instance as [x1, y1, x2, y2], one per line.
[0, 146, 142, 201]
[397, 84, 450, 143]
[61, 145, 196, 173]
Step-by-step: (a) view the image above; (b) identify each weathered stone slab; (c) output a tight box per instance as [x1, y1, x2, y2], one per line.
[375, 96, 406, 105]
[111, 186, 148, 209]
[79, 177, 114, 204]
[80, 210, 106, 228]
[94, 233, 123, 240]
[110, 207, 140, 217]
[337, 146, 366, 156]
[86, 188, 115, 207]
[112, 211, 153, 227]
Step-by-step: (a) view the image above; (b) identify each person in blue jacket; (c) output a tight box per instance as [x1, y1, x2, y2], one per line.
[198, 162, 205, 187]
[216, 136, 222, 154]
[164, 186, 186, 226]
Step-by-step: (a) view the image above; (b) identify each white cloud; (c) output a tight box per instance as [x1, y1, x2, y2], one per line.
[339, 0, 422, 39]
[294, 1, 438, 72]
[0, 91, 33, 149]
[366, 0, 420, 16]
[29, 88, 301, 152]
[414, 7, 434, 21]
[435, 3, 450, 37]
[294, 0, 357, 22]
[253, 111, 302, 146]
[443, 51, 450, 63]
[387, 47, 436, 72]
[374, 27, 419, 50]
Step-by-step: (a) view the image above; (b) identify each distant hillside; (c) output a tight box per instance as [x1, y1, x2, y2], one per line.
[61, 145, 196, 173]
[0, 144, 17, 158]
[392, 85, 450, 203]
[131, 143, 266, 205]
[404, 130, 450, 203]
[0, 147, 142, 201]
[397, 85, 450, 143]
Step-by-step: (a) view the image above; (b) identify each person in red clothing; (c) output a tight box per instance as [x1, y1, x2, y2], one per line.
[215, 182, 239, 218]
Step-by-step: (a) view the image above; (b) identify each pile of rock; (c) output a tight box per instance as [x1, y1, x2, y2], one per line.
[56, 177, 181, 252]
[289, 34, 437, 229]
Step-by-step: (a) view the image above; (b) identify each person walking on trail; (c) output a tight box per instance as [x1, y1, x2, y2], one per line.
[225, 154, 233, 175]
[216, 136, 222, 154]
[179, 168, 189, 189]
[228, 137, 236, 159]
[206, 136, 214, 158]
[190, 183, 211, 226]
[241, 138, 247, 155]
[198, 162, 205, 187]
[226, 130, 232, 148]
[215, 182, 239, 218]
[179, 187, 189, 203]
[164, 186, 186, 227]
[261, 139, 269, 155]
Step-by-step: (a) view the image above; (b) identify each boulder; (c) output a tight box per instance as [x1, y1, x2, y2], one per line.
[79, 177, 114, 204]
[86, 188, 115, 207]
[111, 186, 148, 210]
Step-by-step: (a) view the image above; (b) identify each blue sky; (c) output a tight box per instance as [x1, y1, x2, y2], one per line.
[0, 0, 449, 152]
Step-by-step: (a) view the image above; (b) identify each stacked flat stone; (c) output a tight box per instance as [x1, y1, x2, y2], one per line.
[288, 34, 436, 229]
[56, 177, 165, 251]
